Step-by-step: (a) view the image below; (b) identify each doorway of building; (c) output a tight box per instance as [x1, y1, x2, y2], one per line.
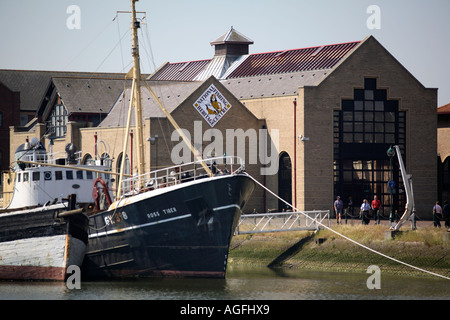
[440, 156, 450, 202]
[278, 152, 292, 212]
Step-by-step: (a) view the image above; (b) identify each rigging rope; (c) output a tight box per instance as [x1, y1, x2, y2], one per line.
[243, 172, 450, 281]
[63, 19, 114, 71]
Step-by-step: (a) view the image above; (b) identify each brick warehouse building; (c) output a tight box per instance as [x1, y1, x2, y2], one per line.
[5, 28, 439, 218]
[148, 28, 437, 218]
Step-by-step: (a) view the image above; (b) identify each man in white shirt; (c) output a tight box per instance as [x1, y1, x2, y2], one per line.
[360, 199, 371, 225]
[433, 201, 442, 228]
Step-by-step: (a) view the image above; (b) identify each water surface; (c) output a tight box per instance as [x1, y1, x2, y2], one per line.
[1, 266, 448, 301]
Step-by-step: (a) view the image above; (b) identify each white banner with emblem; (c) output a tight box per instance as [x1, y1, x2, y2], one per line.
[193, 84, 232, 127]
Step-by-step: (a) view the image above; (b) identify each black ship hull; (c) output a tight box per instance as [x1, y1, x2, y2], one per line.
[0, 204, 89, 281]
[83, 174, 254, 278]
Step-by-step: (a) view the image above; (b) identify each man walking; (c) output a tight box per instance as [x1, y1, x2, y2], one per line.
[371, 195, 382, 225]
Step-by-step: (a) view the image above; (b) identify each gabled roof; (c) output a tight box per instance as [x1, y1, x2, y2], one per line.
[0, 70, 54, 112]
[98, 81, 202, 127]
[52, 77, 127, 115]
[0, 69, 126, 112]
[150, 40, 361, 82]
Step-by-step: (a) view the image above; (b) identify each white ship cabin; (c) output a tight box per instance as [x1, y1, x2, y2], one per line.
[7, 138, 114, 210]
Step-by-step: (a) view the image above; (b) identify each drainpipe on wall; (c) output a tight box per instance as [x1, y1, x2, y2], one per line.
[293, 99, 297, 211]
[94, 132, 98, 160]
[262, 124, 267, 213]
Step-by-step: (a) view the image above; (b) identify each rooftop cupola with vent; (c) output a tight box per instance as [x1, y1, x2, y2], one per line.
[210, 27, 254, 56]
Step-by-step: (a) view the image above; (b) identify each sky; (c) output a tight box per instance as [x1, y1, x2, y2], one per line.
[0, 0, 449, 106]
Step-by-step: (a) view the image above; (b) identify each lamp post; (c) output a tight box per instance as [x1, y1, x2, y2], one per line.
[387, 146, 395, 227]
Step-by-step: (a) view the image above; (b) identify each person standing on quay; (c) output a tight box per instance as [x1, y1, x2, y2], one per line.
[334, 196, 343, 225]
[371, 195, 382, 225]
[360, 199, 371, 225]
[433, 201, 443, 228]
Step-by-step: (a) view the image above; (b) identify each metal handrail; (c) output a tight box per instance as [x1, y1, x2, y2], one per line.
[236, 210, 330, 234]
[18, 151, 83, 165]
[120, 156, 245, 197]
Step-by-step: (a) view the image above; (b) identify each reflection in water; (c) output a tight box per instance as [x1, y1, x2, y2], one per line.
[0, 266, 448, 300]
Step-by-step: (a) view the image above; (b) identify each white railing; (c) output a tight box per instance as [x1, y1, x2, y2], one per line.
[236, 210, 330, 235]
[120, 156, 245, 197]
[18, 151, 83, 165]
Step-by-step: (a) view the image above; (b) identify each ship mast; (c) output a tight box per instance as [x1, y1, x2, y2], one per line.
[116, 0, 212, 200]
[117, 0, 145, 199]
[130, 0, 145, 184]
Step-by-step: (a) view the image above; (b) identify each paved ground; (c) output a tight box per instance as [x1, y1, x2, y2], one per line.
[327, 215, 450, 230]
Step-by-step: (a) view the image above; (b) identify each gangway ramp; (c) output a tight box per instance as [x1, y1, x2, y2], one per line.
[236, 210, 330, 235]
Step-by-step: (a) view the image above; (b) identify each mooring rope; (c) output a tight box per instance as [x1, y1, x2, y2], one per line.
[244, 173, 450, 281]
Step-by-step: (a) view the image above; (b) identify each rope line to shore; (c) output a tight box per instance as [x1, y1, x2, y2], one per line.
[244, 173, 450, 281]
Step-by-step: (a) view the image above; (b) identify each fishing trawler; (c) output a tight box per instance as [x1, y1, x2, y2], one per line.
[0, 138, 114, 280]
[82, 0, 255, 278]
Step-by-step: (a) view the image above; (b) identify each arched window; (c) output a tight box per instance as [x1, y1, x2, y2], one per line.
[82, 153, 94, 165]
[100, 153, 112, 167]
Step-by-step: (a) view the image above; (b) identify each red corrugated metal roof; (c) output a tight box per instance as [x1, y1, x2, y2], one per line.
[438, 103, 450, 114]
[226, 41, 360, 79]
[150, 40, 361, 81]
[151, 59, 211, 81]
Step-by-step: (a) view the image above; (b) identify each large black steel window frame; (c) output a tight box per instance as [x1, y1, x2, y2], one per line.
[333, 78, 406, 215]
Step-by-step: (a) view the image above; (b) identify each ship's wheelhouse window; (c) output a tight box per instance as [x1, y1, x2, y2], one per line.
[23, 172, 29, 182]
[86, 171, 93, 179]
[32, 172, 40, 181]
[76, 170, 83, 179]
[66, 170, 73, 180]
[17, 173, 21, 182]
[55, 171, 63, 180]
